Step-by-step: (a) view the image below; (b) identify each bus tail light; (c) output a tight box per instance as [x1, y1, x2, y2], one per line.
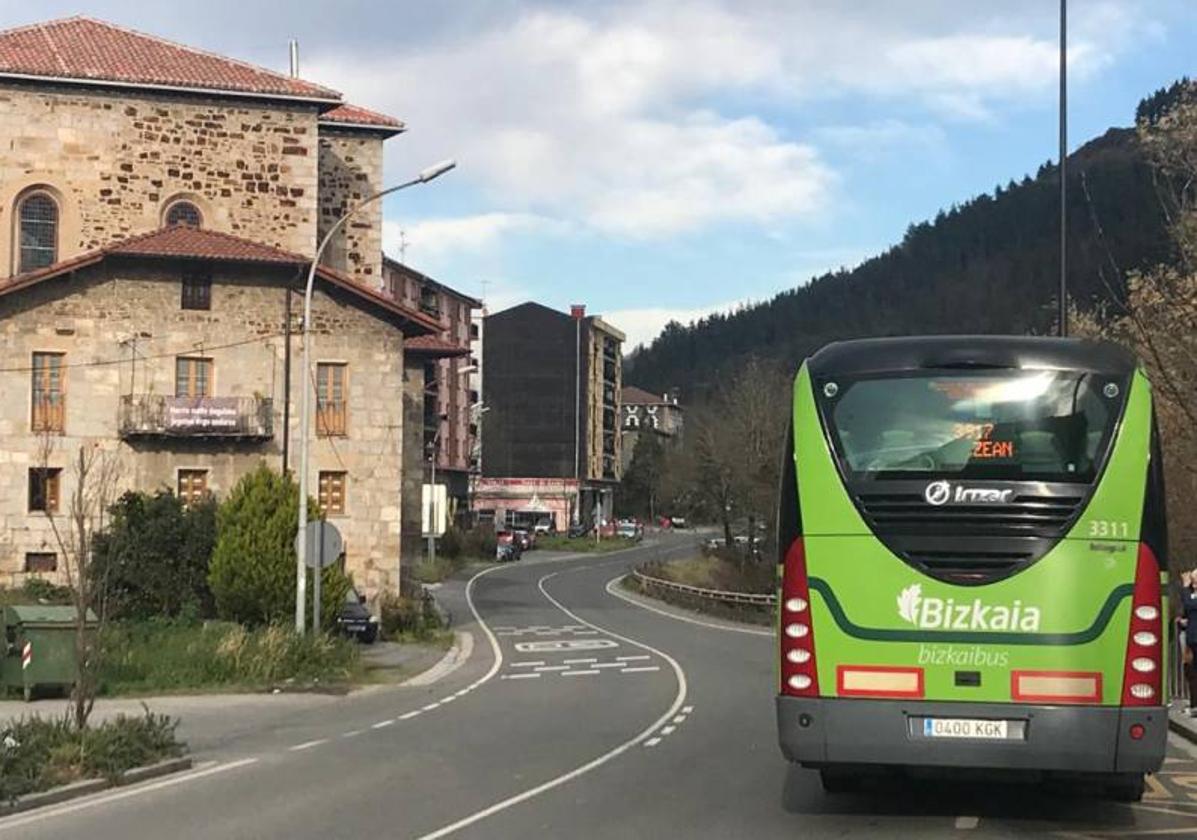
[1011, 670, 1102, 703]
[837, 666, 924, 698]
[1120, 543, 1163, 707]
[780, 538, 818, 697]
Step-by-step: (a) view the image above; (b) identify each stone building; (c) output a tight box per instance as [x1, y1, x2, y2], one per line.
[620, 386, 683, 472]
[0, 17, 433, 594]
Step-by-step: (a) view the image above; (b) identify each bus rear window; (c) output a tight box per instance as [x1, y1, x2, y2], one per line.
[822, 370, 1126, 482]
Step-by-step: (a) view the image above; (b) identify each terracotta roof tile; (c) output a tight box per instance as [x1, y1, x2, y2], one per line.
[321, 103, 404, 131]
[0, 226, 441, 335]
[405, 335, 470, 357]
[621, 385, 668, 405]
[0, 17, 339, 100]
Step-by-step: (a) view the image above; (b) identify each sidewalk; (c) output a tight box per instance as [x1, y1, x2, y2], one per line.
[1169, 699, 1197, 744]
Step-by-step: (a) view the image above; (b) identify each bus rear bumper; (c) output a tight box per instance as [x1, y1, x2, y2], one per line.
[776, 696, 1166, 774]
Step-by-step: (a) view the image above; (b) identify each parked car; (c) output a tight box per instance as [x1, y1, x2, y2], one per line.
[335, 587, 379, 644]
[567, 522, 591, 539]
[616, 521, 642, 540]
[670, 516, 688, 529]
[533, 519, 556, 536]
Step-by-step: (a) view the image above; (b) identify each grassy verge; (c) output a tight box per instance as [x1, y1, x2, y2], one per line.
[536, 535, 635, 553]
[628, 553, 775, 626]
[0, 711, 185, 802]
[98, 621, 365, 696]
[410, 555, 492, 584]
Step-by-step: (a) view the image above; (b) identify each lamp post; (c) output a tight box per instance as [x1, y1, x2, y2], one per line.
[295, 159, 456, 634]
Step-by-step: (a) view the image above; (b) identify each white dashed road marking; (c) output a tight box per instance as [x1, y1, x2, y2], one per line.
[645, 737, 662, 747]
[617, 655, 650, 662]
[511, 661, 545, 668]
[502, 672, 541, 680]
[289, 739, 327, 752]
[342, 729, 364, 738]
[372, 720, 395, 730]
[622, 666, 660, 673]
[563, 669, 600, 676]
[400, 710, 422, 720]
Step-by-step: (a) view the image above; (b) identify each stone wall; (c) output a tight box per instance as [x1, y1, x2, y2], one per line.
[0, 261, 405, 596]
[317, 129, 384, 287]
[0, 84, 321, 278]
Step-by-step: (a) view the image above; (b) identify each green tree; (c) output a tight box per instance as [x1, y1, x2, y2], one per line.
[91, 490, 217, 620]
[618, 432, 666, 519]
[209, 465, 349, 629]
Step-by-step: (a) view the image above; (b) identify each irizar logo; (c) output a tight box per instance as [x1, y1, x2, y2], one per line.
[923, 480, 1012, 506]
[896, 584, 1041, 632]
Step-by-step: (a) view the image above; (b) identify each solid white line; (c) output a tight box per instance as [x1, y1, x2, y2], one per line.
[954, 816, 980, 829]
[414, 561, 688, 840]
[0, 758, 259, 833]
[289, 739, 328, 752]
[440, 696, 456, 704]
[562, 669, 600, 676]
[621, 666, 661, 673]
[399, 710, 422, 720]
[372, 720, 395, 730]
[605, 574, 774, 637]
[463, 564, 508, 692]
[616, 655, 651, 662]
[455, 688, 471, 697]
[563, 658, 597, 664]
[502, 673, 541, 680]
[644, 738, 662, 747]
[342, 730, 364, 738]
[511, 661, 545, 668]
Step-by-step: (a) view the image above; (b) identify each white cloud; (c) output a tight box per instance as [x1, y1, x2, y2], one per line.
[306, 0, 1151, 241]
[603, 299, 747, 350]
[383, 213, 561, 259]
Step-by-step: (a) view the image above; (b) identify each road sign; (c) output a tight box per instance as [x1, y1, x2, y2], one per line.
[295, 520, 343, 569]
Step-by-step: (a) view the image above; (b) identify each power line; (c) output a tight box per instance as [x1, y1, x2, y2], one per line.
[0, 331, 286, 374]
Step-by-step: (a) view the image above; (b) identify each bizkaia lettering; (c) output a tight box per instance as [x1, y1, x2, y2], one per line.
[923, 480, 1012, 506]
[897, 584, 1041, 632]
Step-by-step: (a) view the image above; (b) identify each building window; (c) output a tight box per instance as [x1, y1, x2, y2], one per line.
[164, 200, 202, 228]
[25, 552, 57, 573]
[181, 268, 212, 310]
[175, 357, 212, 398]
[17, 192, 58, 274]
[28, 468, 61, 513]
[318, 471, 346, 515]
[31, 352, 65, 432]
[316, 363, 347, 436]
[177, 469, 208, 505]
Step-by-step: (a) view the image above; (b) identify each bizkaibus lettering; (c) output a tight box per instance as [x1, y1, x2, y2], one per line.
[897, 584, 1041, 632]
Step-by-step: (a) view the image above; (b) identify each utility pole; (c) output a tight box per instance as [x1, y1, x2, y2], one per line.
[1058, 0, 1068, 337]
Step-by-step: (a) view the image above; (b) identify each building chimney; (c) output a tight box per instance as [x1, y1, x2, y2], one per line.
[289, 40, 299, 78]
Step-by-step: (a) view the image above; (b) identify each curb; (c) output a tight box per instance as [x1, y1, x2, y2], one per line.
[1168, 713, 1197, 745]
[0, 755, 193, 817]
[401, 631, 473, 687]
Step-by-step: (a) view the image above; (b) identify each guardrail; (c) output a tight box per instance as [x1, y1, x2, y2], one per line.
[631, 569, 776, 607]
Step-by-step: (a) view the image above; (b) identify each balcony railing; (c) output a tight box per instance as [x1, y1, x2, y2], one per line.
[119, 395, 273, 440]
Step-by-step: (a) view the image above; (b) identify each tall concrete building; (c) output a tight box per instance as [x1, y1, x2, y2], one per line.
[477, 302, 624, 530]
[0, 17, 436, 594]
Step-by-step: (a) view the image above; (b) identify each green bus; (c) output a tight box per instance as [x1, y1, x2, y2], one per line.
[775, 336, 1168, 800]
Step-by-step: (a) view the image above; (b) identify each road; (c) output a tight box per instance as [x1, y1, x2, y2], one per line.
[4, 532, 1197, 839]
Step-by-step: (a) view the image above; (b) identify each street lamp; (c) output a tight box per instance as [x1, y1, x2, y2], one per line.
[295, 159, 456, 633]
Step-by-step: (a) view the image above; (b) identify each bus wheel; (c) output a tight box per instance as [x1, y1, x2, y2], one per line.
[819, 768, 858, 794]
[1106, 774, 1145, 802]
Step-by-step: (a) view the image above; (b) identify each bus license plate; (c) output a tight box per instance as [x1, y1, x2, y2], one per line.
[922, 718, 1008, 739]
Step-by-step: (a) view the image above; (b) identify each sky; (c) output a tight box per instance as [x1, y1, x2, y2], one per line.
[4, 1, 1195, 348]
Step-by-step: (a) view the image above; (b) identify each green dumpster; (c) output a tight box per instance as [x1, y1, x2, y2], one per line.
[1, 605, 97, 702]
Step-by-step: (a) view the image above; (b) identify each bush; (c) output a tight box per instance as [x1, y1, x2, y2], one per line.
[379, 579, 443, 641]
[0, 711, 185, 801]
[91, 490, 217, 621]
[0, 578, 72, 607]
[437, 526, 496, 562]
[99, 620, 362, 694]
[208, 465, 349, 629]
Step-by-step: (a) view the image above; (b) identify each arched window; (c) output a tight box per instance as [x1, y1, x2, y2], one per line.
[164, 200, 202, 229]
[18, 192, 58, 273]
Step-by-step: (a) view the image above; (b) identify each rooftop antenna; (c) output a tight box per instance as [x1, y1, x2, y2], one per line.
[289, 39, 299, 78]
[1058, 0, 1068, 337]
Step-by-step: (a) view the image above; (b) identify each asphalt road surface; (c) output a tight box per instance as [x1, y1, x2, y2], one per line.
[5, 533, 1197, 839]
